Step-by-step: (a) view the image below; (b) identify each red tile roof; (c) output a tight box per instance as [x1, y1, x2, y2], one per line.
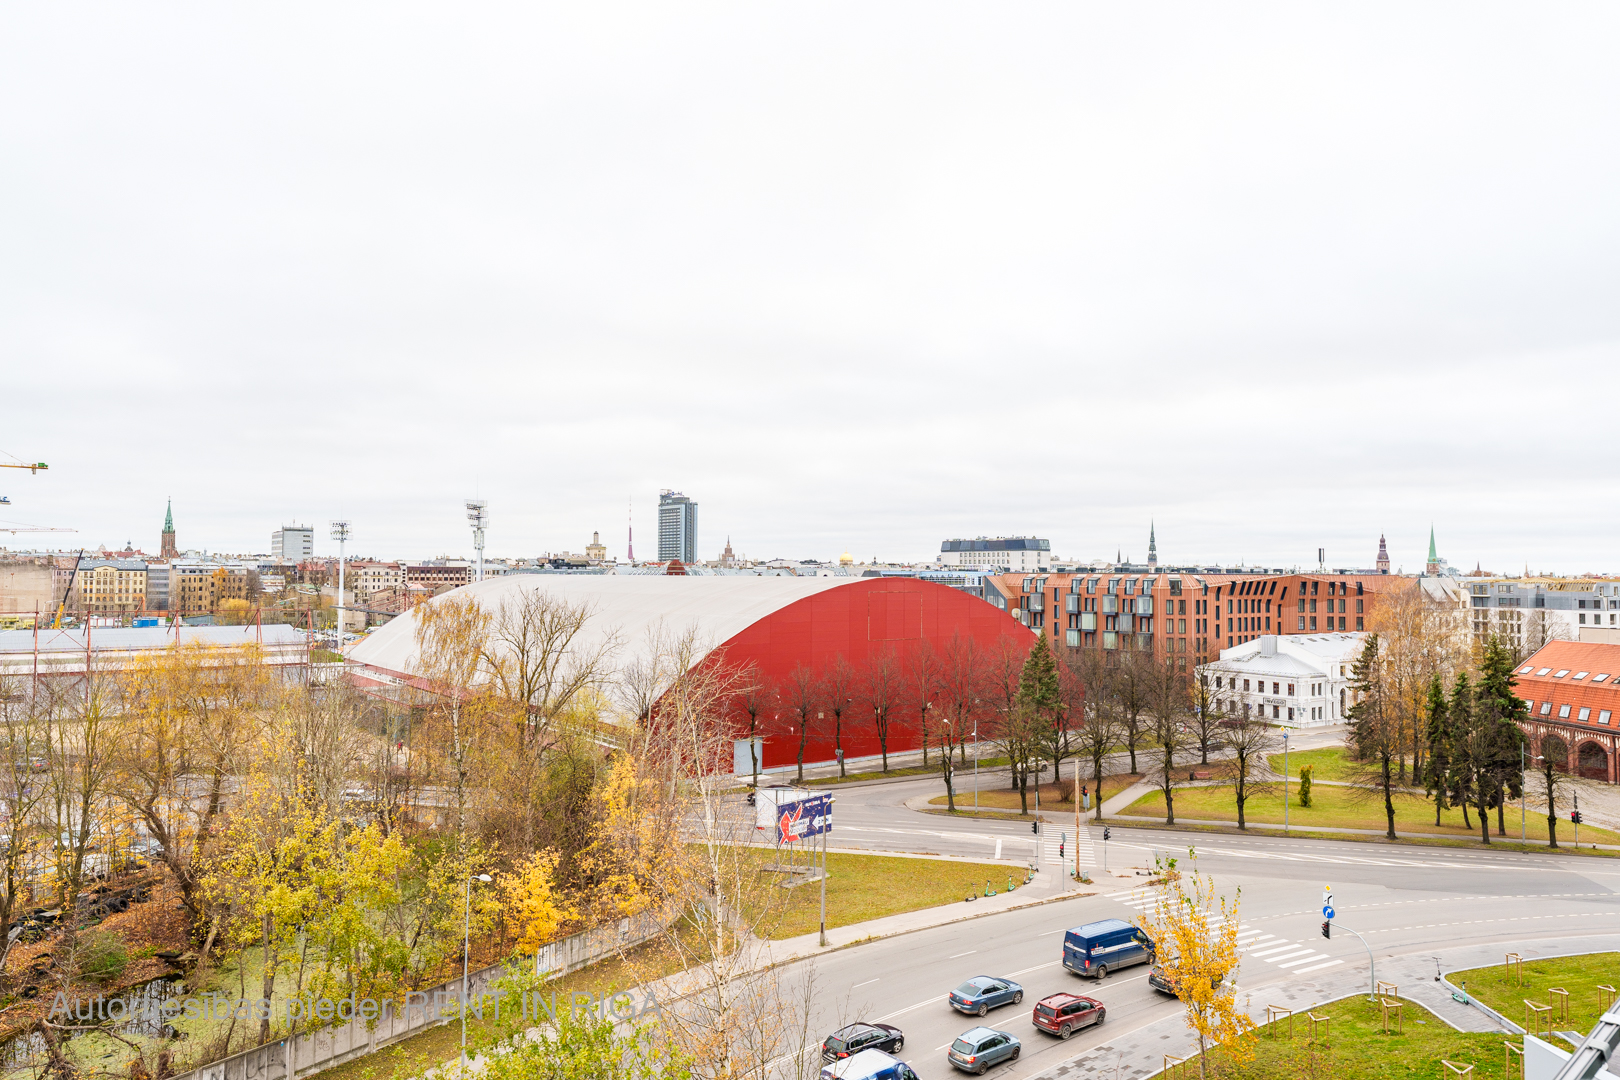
[1516, 641, 1620, 734]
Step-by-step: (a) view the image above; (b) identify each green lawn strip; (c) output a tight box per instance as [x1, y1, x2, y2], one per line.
[1101, 816, 1620, 857]
[759, 851, 1007, 939]
[1121, 781, 1620, 845]
[801, 756, 1012, 786]
[1454, 952, 1620, 1038]
[315, 941, 683, 1080]
[926, 774, 1145, 812]
[1181, 994, 1508, 1078]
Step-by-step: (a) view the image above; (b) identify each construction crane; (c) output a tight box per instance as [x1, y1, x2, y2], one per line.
[0, 457, 48, 509]
[0, 520, 75, 534]
[52, 550, 85, 630]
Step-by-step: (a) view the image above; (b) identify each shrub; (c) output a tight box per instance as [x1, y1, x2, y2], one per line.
[1298, 765, 1313, 808]
[76, 930, 128, 984]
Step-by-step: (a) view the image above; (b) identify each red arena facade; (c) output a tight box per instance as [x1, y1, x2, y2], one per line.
[348, 574, 1034, 773]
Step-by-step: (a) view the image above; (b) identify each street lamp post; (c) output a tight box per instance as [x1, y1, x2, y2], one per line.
[973, 713, 980, 812]
[462, 871, 493, 1072]
[1282, 728, 1290, 834]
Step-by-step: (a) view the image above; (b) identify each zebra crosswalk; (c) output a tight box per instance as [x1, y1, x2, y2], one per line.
[1041, 828, 1097, 869]
[1107, 889, 1344, 977]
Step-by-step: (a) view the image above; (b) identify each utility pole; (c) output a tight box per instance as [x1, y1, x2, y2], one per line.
[330, 521, 350, 643]
[465, 501, 488, 582]
[1283, 727, 1290, 834]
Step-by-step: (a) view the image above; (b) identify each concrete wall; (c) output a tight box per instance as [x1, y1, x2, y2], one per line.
[0, 562, 52, 615]
[167, 912, 665, 1080]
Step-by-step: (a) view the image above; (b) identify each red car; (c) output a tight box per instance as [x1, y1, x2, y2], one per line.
[1032, 993, 1105, 1039]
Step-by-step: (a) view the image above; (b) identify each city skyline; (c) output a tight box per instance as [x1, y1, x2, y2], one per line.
[4, 6, 1618, 572]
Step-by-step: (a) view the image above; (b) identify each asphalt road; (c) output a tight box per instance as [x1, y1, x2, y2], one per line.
[783, 753, 1620, 1080]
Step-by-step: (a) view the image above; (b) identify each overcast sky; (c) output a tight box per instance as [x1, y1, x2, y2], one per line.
[3, 5, 1617, 573]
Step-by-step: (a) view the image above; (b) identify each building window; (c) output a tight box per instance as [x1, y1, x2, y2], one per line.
[1243, 679, 1250, 691]
[1602, 711, 1613, 724]
[1356, 618, 1364, 631]
[1540, 702, 1552, 716]
[1298, 617, 1305, 631]
[1579, 707, 1591, 721]
[1559, 704, 1572, 718]
[1309, 617, 1317, 631]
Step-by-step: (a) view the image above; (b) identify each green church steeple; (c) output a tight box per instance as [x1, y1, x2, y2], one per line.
[164, 498, 174, 532]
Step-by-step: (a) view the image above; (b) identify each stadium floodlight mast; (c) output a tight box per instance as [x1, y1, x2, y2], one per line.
[465, 500, 488, 582]
[330, 521, 351, 642]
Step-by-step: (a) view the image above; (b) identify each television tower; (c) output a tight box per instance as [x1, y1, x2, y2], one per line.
[627, 498, 634, 563]
[330, 520, 351, 640]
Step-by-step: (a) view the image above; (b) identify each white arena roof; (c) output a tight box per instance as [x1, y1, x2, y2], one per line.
[348, 574, 862, 684]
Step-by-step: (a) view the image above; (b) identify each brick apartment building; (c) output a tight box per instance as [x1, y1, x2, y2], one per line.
[984, 567, 1397, 668]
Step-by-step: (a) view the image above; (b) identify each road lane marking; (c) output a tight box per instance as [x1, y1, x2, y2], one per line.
[1007, 961, 1059, 977]
[875, 997, 941, 1022]
[1292, 959, 1344, 973]
[853, 978, 879, 988]
[950, 950, 978, 958]
[1276, 953, 1329, 969]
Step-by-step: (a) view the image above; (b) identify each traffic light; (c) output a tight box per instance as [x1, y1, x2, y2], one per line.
[1103, 827, 1112, 841]
[1573, 810, 1583, 825]
[1321, 921, 1331, 939]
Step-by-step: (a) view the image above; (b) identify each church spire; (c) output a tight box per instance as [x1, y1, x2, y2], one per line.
[1376, 533, 1390, 574]
[1425, 526, 1440, 575]
[164, 498, 173, 532]
[1147, 521, 1158, 566]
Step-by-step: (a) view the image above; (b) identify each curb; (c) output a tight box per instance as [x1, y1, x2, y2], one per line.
[1098, 815, 1620, 854]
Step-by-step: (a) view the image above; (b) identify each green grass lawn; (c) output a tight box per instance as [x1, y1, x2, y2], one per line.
[760, 851, 1007, 939]
[1454, 952, 1620, 1038]
[1179, 994, 1511, 1078]
[1267, 746, 1368, 782]
[1121, 780, 1620, 845]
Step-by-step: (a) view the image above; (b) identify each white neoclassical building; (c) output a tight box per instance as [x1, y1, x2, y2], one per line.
[1204, 632, 1367, 727]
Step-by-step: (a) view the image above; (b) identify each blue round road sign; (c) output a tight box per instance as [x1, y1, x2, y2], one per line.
[1323, 905, 1335, 919]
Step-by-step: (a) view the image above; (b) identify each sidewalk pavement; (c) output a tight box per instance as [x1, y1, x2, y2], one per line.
[1105, 812, 1620, 851]
[1021, 934, 1620, 1080]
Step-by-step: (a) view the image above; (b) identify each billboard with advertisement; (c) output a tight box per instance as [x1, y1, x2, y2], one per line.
[753, 787, 831, 845]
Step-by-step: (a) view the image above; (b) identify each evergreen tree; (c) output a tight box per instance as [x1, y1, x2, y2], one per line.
[1346, 634, 1399, 840]
[1475, 637, 1529, 837]
[1447, 672, 1476, 832]
[1422, 675, 1451, 826]
[1018, 633, 1064, 783]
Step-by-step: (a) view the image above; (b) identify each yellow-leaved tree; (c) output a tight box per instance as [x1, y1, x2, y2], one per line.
[498, 849, 574, 955]
[1133, 848, 1254, 1078]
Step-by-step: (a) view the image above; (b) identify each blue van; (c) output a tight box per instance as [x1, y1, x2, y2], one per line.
[820, 1049, 920, 1080]
[1061, 918, 1154, 979]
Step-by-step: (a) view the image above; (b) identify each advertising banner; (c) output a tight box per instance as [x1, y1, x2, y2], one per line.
[773, 794, 831, 846]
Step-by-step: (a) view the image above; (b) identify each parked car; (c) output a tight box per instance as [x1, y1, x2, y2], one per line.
[949, 977, 1023, 1016]
[1148, 958, 1224, 998]
[820, 1048, 920, 1080]
[1061, 919, 1154, 980]
[1032, 993, 1105, 1039]
[822, 1023, 905, 1062]
[947, 1027, 1020, 1074]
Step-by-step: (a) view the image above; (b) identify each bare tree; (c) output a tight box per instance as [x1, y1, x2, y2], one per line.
[935, 633, 984, 813]
[860, 646, 904, 772]
[1518, 609, 1572, 666]
[1188, 661, 1222, 765]
[1067, 651, 1122, 822]
[0, 678, 49, 963]
[823, 654, 856, 777]
[734, 662, 770, 788]
[1114, 649, 1152, 774]
[904, 641, 938, 767]
[1220, 713, 1279, 830]
[485, 588, 619, 751]
[781, 662, 822, 783]
[1145, 656, 1197, 826]
[1346, 634, 1400, 840]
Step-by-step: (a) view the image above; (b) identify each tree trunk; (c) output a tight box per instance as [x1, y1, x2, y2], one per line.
[1382, 757, 1396, 840]
[259, 911, 275, 1045]
[1545, 765, 1559, 849]
[1477, 787, 1491, 844]
[1018, 767, 1029, 815]
[1496, 788, 1506, 837]
[1235, 761, 1247, 830]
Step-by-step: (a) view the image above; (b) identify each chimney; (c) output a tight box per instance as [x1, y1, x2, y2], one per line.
[1259, 635, 1278, 657]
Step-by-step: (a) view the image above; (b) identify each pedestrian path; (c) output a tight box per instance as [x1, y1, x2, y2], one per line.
[1106, 888, 1342, 977]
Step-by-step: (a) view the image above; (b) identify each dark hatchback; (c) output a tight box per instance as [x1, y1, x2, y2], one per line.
[822, 1023, 905, 1062]
[948, 977, 1024, 1016]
